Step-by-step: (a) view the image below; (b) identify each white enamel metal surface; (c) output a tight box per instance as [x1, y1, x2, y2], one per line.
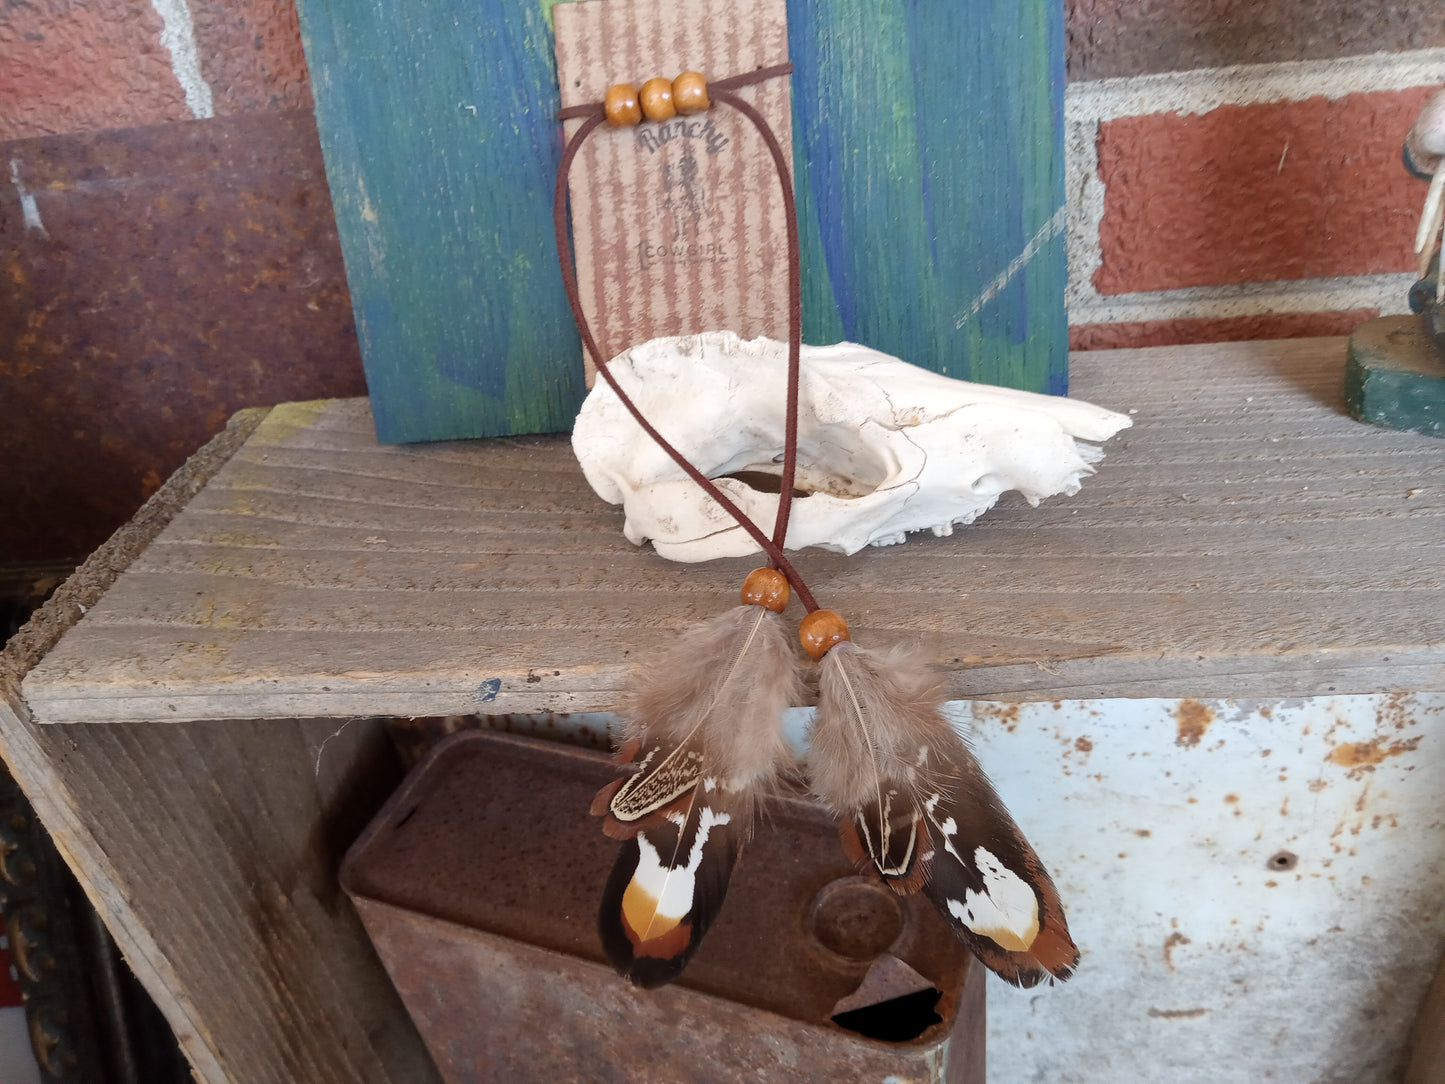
[571, 332, 1132, 561]
[956, 693, 1445, 1084]
[551, 693, 1443, 1081]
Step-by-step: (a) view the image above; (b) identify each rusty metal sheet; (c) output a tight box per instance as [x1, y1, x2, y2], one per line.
[342, 730, 983, 1082]
[0, 110, 363, 564]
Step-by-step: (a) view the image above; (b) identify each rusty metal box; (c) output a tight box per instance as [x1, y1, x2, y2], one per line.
[342, 729, 984, 1082]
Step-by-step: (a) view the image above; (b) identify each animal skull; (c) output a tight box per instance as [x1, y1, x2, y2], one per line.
[572, 332, 1132, 562]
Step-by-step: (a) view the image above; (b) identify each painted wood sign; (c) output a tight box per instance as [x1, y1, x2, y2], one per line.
[294, 0, 1065, 443]
[553, 0, 795, 385]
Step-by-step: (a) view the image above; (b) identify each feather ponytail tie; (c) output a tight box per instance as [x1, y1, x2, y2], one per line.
[803, 611, 1079, 988]
[557, 67, 818, 988]
[591, 573, 802, 986]
[555, 66, 1079, 991]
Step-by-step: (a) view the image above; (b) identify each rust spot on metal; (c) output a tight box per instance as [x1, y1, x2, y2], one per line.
[1376, 692, 1414, 731]
[1174, 700, 1214, 747]
[1074, 736, 1093, 754]
[1307, 779, 1328, 792]
[1267, 850, 1298, 872]
[1134, 829, 1151, 838]
[1162, 931, 1190, 971]
[1147, 1007, 1210, 1019]
[1326, 736, 1422, 777]
[971, 703, 1020, 733]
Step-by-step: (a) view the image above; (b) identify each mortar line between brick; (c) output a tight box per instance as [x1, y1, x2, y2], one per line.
[1065, 47, 1445, 125]
[1069, 273, 1416, 326]
[149, 0, 215, 120]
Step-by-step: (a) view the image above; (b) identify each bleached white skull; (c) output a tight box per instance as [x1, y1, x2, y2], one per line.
[572, 332, 1131, 563]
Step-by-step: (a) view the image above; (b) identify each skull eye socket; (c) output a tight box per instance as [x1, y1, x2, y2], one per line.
[727, 423, 898, 501]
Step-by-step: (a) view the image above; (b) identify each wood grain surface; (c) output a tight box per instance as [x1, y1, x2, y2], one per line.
[1, 412, 440, 1083]
[23, 338, 1445, 725]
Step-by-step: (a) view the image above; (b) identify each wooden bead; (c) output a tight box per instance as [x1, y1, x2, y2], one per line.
[799, 609, 850, 661]
[639, 77, 676, 122]
[604, 83, 642, 127]
[740, 568, 789, 613]
[672, 71, 710, 115]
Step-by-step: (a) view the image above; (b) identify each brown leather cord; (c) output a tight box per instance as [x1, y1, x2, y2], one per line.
[553, 66, 819, 613]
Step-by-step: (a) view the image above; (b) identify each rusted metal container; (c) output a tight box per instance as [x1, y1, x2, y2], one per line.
[342, 730, 984, 1082]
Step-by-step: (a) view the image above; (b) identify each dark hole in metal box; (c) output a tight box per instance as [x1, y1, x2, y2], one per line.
[342, 729, 983, 1082]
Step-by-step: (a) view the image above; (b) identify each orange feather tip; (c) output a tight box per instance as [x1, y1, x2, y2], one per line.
[968, 923, 1078, 988]
[620, 876, 694, 959]
[1027, 923, 1080, 980]
[598, 837, 699, 989]
[597, 806, 742, 989]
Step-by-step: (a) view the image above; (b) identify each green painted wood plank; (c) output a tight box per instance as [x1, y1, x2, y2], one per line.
[788, 0, 1067, 394]
[295, 0, 1066, 443]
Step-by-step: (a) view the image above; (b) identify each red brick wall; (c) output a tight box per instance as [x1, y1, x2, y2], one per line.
[0, 0, 312, 140]
[1094, 91, 1433, 294]
[1064, 0, 1445, 349]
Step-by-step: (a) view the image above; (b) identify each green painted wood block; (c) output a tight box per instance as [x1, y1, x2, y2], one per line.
[295, 0, 1066, 443]
[1346, 314, 1445, 438]
[789, 0, 1067, 396]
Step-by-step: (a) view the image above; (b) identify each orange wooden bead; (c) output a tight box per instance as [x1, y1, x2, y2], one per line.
[740, 568, 789, 613]
[672, 71, 710, 115]
[799, 609, 850, 661]
[639, 77, 676, 122]
[604, 83, 642, 127]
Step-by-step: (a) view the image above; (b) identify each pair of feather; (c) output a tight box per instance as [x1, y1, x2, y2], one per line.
[592, 607, 1079, 990]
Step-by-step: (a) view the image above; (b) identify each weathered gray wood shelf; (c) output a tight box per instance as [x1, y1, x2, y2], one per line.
[23, 338, 1445, 728]
[3, 338, 1445, 1082]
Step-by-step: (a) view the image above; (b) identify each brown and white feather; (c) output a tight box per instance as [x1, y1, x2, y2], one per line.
[621, 605, 800, 801]
[808, 640, 1079, 988]
[594, 604, 801, 987]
